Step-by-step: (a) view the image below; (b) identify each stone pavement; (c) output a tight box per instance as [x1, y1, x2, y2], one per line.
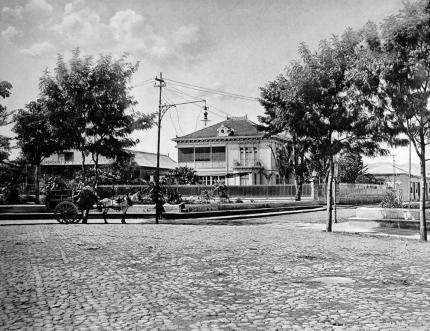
[1, 209, 430, 330]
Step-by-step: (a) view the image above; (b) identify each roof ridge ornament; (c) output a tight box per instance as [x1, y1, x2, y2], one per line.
[217, 124, 234, 137]
[226, 115, 247, 120]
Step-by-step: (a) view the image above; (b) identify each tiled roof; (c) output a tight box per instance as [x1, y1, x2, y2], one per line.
[132, 151, 177, 170]
[173, 118, 263, 140]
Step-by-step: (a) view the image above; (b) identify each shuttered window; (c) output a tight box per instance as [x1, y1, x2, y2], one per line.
[178, 148, 194, 162]
[195, 147, 211, 161]
[212, 146, 225, 161]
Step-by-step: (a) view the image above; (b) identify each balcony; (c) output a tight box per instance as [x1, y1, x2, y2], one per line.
[233, 159, 264, 170]
[179, 161, 226, 169]
[42, 160, 75, 165]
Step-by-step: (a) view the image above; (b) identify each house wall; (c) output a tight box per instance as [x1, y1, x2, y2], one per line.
[42, 150, 173, 181]
[43, 151, 111, 166]
[176, 139, 284, 186]
[373, 173, 429, 201]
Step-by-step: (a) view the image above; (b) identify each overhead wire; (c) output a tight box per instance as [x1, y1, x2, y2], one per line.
[132, 77, 155, 88]
[175, 107, 184, 135]
[164, 78, 259, 102]
[164, 86, 224, 130]
[164, 86, 218, 130]
[164, 93, 185, 136]
[165, 86, 226, 119]
[161, 95, 179, 136]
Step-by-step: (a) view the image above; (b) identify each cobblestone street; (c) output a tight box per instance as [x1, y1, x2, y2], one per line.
[1, 209, 430, 330]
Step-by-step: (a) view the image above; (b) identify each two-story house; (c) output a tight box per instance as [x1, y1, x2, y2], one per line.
[172, 116, 287, 185]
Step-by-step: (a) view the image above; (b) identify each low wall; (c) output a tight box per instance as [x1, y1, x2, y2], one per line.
[316, 183, 388, 205]
[97, 184, 313, 198]
[182, 201, 317, 213]
[354, 207, 430, 229]
[355, 207, 430, 221]
[0, 205, 48, 213]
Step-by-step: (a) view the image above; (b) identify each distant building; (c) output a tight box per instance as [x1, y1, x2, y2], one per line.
[367, 162, 430, 201]
[172, 116, 288, 185]
[41, 150, 177, 180]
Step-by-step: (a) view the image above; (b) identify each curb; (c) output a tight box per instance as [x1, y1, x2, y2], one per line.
[0, 206, 325, 225]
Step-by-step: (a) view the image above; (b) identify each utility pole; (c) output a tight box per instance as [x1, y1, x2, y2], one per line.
[393, 154, 396, 191]
[153, 73, 206, 224]
[409, 142, 411, 208]
[154, 72, 165, 224]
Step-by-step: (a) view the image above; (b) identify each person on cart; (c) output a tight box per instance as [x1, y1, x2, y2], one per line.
[72, 184, 99, 224]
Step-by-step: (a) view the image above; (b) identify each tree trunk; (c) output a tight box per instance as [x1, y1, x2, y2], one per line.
[419, 140, 428, 242]
[35, 164, 40, 204]
[326, 156, 334, 232]
[81, 150, 86, 174]
[93, 154, 99, 189]
[294, 176, 302, 201]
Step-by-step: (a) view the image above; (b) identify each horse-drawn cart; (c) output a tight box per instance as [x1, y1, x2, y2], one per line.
[46, 186, 138, 224]
[46, 187, 100, 224]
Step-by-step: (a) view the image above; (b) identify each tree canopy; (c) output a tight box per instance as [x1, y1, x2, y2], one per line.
[0, 81, 13, 162]
[13, 100, 60, 202]
[39, 49, 155, 185]
[260, 31, 388, 229]
[349, 0, 430, 240]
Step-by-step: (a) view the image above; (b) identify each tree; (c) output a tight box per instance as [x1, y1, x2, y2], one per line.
[0, 81, 13, 162]
[166, 166, 199, 185]
[338, 152, 368, 183]
[262, 31, 388, 231]
[39, 49, 155, 187]
[13, 100, 60, 203]
[259, 73, 313, 200]
[351, 1, 430, 241]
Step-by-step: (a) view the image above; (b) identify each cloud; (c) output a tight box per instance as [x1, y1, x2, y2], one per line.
[109, 9, 144, 41]
[64, 0, 85, 14]
[2, 7, 23, 20]
[1, 0, 54, 37]
[20, 41, 56, 57]
[4, 0, 212, 65]
[173, 24, 201, 46]
[1, 26, 23, 41]
[106, 9, 210, 64]
[26, 0, 53, 17]
[52, 1, 112, 50]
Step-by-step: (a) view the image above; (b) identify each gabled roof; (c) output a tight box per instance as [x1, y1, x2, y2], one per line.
[132, 151, 176, 170]
[173, 118, 264, 141]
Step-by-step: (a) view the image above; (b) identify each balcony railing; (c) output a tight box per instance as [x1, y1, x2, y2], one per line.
[233, 159, 263, 169]
[179, 161, 226, 169]
[41, 160, 75, 165]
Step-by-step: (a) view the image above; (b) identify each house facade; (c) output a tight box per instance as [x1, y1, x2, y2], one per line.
[172, 116, 287, 185]
[41, 150, 177, 180]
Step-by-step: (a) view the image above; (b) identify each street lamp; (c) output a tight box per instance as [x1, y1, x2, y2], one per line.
[154, 73, 207, 223]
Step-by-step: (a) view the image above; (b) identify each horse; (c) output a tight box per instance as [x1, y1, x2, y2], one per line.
[98, 191, 142, 224]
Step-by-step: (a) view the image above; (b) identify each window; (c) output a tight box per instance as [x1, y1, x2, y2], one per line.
[245, 147, 252, 164]
[195, 147, 211, 161]
[240, 174, 249, 186]
[179, 148, 194, 162]
[212, 146, 226, 161]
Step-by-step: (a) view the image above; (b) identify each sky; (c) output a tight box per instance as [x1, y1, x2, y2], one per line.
[0, 0, 412, 166]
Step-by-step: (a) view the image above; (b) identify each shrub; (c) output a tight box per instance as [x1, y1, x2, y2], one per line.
[0, 184, 20, 204]
[380, 190, 402, 209]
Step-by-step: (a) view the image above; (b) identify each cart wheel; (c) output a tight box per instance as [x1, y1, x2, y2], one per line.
[54, 201, 79, 224]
